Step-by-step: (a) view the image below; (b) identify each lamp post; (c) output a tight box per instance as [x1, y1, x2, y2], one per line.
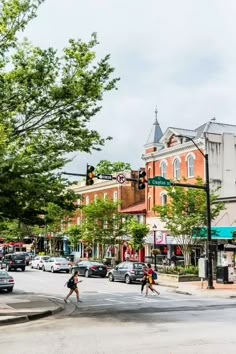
[176, 135, 214, 289]
[152, 224, 158, 271]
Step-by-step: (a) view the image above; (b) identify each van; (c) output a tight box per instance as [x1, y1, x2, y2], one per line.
[1, 253, 26, 271]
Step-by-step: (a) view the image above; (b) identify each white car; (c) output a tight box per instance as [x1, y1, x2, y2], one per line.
[31, 256, 50, 270]
[42, 257, 70, 273]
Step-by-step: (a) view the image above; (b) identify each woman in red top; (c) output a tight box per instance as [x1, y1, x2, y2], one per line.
[145, 263, 160, 296]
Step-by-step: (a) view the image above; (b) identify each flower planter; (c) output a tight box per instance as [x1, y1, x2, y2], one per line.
[158, 273, 200, 282]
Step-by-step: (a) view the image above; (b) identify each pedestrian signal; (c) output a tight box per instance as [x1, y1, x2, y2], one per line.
[86, 165, 95, 185]
[138, 170, 146, 190]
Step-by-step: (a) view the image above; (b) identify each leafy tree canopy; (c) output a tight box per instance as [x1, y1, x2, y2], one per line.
[95, 160, 131, 175]
[153, 178, 224, 265]
[0, 1, 118, 224]
[128, 219, 149, 250]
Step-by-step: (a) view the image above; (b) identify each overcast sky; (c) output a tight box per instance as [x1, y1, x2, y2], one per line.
[23, 0, 236, 173]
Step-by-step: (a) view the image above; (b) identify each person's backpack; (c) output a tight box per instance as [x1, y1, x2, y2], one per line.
[152, 271, 158, 280]
[67, 277, 74, 288]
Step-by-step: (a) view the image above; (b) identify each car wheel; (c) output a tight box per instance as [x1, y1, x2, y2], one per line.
[69, 267, 73, 274]
[7, 288, 13, 293]
[85, 270, 89, 278]
[31, 265, 34, 269]
[37, 264, 40, 270]
[66, 270, 69, 273]
[51, 267, 54, 273]
[42, 266, 45, 272]
[101, 274, 106, 278]
[22, 267, 25, 272]
[125, 275, 131, 284]
[108, 273, 114, 282]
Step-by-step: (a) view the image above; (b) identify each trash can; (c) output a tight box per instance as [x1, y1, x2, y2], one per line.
[216, 266, 228, 284]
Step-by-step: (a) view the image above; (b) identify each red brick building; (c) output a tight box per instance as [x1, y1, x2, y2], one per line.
[66, 170, 146, 261]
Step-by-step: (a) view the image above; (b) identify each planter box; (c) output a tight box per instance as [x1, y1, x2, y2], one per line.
[158, 273, 200, 282]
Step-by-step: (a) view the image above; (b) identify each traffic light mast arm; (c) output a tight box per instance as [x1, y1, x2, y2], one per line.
[171, 182, 206, 190]
[62, 172, 138, 182]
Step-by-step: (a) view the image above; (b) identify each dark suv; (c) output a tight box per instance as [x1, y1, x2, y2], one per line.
[108, 261, 145, 284]
[1, 253, 26, 271]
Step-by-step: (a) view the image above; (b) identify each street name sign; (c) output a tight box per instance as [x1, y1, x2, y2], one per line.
[148, 176, 171, 187]
[97, 173, 113, 181]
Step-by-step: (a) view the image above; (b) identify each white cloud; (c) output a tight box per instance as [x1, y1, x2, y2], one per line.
[21, 0, 236, 172]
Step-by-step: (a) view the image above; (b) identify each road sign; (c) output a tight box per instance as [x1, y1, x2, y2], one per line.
[116, 173, 126, 184]
[97, 173, 113, 181]
[148, 176, 171, 186]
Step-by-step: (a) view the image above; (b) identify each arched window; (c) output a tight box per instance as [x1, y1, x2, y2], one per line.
[187, 155, 194, 177]
[160, 161, 167, 178]
[173, 159, 180, 179]
[160, 193, 167, 206]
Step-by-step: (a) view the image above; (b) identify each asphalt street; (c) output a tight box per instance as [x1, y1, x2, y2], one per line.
[1, 267, 236, 354]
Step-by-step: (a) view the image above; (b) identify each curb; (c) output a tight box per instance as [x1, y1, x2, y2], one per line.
[157, 282, 178, 289]
[0, 306, 63, 326]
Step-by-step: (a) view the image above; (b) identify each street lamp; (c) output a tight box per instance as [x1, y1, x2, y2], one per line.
[176, 135, 214, 289]
[152, 224, 158, 271]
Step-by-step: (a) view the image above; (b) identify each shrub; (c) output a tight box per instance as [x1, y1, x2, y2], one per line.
[159, 265, 198, 275]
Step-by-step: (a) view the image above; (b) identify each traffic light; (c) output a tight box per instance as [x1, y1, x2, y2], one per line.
[138, 170, 146, 190]
[86, 164, 95, 185]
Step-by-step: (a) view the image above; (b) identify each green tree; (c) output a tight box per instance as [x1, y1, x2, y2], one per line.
[81, 198, 129, 260]
[95, 160, 131, 175]
[153, 178, 224, 265]
[0, 1, 118, 224]
[67, 224, 82, 251]
[128, 219, 149, 250]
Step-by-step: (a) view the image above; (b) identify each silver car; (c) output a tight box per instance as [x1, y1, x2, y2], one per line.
[42, 257, 70, 273]
[0, 270, 14, 292]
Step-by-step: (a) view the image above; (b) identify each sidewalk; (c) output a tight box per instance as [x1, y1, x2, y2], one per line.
[158, 279, 236, 298]
[0, 294, 63, 326]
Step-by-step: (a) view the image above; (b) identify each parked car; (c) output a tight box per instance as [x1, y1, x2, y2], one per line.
[14, 252, 31, 265]
[0, 253, 26, 272]
[42, 257, 70, 273]
[71, 261, 107, 278]
[108, 261, 145, 284]
[31, 256, 50, 270]
[0, 270, 14, 292]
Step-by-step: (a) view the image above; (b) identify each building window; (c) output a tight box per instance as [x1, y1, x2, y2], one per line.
[113, 191, 118, 202]
[85, 196, 89, 205]
[173, 158, 180, 179]
[187, 155, 194, 177]
[160, 193, 167, 206]
[160, 161, 167, 178]
[104, 193, 108, 200]
[77, 217, 81, 225]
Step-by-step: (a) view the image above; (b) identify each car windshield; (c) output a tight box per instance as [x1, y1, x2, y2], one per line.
[90, 262, 102, 266]
[133, 263, 144, 269]
[42, 257, 50, 260]
[0, 271, 8, 277]
[12, 255, 25, 260]
[54, 258, 67, 262]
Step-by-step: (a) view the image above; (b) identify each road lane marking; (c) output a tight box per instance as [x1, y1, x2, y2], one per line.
[105, 298, 126, 304]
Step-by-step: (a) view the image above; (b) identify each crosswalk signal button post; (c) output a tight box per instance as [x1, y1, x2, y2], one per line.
[138, 170, 146, 190]
[86, 165, 95, 185]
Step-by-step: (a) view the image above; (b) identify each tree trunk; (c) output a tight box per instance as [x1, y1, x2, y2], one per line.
[183, 249, 191, 266]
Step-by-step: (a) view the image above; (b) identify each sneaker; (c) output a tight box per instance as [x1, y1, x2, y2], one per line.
[77, 299, 82, 303]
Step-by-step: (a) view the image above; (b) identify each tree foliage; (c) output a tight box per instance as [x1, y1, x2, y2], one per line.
[67, 224, 82, 250]
[153, 178, 225, 265]
[0, 1, 118, 225]
[81, 198, 129, 259]
[95, 160, 131, 174]
[128, 219, 149, 250]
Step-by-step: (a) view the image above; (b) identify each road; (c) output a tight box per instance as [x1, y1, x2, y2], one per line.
[1, 267, 236, 354]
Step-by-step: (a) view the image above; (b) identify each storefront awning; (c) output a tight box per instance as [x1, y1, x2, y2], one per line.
[192, 226, 236, 239]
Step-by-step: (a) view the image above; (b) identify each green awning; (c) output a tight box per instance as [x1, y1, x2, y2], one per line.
[192, 226, 236, 239]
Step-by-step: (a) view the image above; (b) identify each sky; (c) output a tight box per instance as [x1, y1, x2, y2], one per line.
[22, 0, 236, 174]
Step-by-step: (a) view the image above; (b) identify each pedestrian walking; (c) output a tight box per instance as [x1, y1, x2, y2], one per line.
[140, 264, 154, 295]
[145, 263, 160, 296]
[64, 270, 82, 303]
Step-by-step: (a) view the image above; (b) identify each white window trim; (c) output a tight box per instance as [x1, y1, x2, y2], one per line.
[160, 192, 167, 206]
[186, 154, 195, 178]
[173, 158, 180, 179]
